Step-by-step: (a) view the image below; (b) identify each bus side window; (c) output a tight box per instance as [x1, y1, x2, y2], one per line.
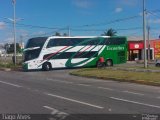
[47, 39, 54, 48]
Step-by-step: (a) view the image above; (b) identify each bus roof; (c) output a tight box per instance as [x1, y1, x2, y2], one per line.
[49, 36, 110, 39]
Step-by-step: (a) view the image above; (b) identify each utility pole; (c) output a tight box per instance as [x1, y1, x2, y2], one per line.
[12, 0, 17, 65]
[143, 0, 147, 68]
[147, 26, 150, 61]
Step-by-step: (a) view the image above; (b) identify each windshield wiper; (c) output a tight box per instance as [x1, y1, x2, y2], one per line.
[24, 47, 40, 51]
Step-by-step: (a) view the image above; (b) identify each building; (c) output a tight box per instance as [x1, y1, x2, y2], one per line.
[128, 39, 160, 61]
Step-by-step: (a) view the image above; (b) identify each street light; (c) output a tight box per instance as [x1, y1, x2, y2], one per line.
[6, 0, 23, 65]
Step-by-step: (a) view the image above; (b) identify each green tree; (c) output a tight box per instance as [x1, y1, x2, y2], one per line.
[5, 43, 21, 54]
[102, 28, 117, 36]
[54, 32, 61, 36]
[63, 33, 68, 36]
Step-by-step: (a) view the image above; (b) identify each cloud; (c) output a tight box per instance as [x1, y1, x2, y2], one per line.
[3, 37, 14, 43]
[120, 0, 139, 7]
[115, 7, 123, 13]
[0, 22, 6, 30]
[149, 19, 160, 24]
[72, 0, 93, 9]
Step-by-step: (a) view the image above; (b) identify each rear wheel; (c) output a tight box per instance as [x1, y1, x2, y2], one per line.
[42, 62, 52, 71]
[106, 59, 113, 67]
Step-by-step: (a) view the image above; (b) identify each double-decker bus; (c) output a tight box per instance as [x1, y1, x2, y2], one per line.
[23, 36, 127, 71]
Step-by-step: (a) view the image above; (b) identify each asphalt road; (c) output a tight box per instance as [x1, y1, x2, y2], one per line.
[0, 69, 160, 120]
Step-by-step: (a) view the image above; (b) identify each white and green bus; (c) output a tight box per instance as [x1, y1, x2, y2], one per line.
[23, 36, 127, 71]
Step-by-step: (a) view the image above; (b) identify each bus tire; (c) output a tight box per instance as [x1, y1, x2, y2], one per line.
[42, 62, 52, 71]
[106, 59, 113, 67]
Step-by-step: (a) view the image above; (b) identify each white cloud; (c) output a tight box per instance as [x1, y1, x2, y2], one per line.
[115, 7, 123, 13]
[72, 0, 93, 9]
[3, 37, 14, 43]
[149, 19, 160, 24]
[120, 0, 139, 7]
[0, 22, 6, 30]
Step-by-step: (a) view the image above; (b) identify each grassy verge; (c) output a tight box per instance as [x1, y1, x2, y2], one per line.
[0, 62, 21, 70]
[70, 68, 160, 86]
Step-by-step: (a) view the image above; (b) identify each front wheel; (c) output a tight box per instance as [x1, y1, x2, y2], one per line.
[42, 62, 51, 71]
[106, 60, 113, 67]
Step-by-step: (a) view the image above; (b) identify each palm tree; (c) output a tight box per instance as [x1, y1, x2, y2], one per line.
[103, 28, 117, 36]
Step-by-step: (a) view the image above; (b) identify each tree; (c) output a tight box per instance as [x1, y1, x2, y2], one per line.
[63, 33, 68, 36]
[54, 32, 61, 36]
[4, 43, 21, 54]
[102, 28, 117, 36]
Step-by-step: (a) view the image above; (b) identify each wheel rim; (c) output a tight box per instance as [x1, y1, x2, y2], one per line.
[43, 63, 51, 71]
[46, 64, 50, 70]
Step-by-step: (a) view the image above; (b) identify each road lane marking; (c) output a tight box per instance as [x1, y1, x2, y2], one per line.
[44, 93, 104, 109]
[77, 84, 91, 87]
[46, 79, 73, 84]
[98, 87, 113, 91]
[43, 106, 68, 115]
[43, 106, 68, 119]
[123, 91, 144, 96]
[110, 97, 160, 109]
[0, 80, 22, 88]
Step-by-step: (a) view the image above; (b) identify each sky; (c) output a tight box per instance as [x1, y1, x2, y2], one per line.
[0, 0, 160, 44]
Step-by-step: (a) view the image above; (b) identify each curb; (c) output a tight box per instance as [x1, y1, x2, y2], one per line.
[70, 72, 160, 87]
[0, 67, 22, 72]
[0, 68, 12, 71]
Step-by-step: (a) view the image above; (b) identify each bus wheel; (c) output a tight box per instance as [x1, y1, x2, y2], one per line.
[42, 62, 51, 71]
[106, 59, 113, 67]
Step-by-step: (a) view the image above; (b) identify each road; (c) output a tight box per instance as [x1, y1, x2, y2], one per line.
[0, 69, 160, 120]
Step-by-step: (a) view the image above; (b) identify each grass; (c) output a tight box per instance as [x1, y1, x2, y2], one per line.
[70, 68, 160, 86]
[0, 62, 21, 69]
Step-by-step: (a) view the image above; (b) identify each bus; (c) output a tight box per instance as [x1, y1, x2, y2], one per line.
[23, 36, 127, 71]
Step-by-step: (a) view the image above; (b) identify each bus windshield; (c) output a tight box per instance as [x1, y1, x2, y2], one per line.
[24, 37, 47, 62]
[25, 37, 47, 49]
[24, 49, 41, 62]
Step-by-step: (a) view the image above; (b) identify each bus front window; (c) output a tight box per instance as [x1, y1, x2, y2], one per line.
[26, 37, 47, 49]
[24, 37, 48, 62]
[24, 49, 41, 62]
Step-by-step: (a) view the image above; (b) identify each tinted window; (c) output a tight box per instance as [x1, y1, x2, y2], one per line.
[24, 49, 41, 62]
[43, 51, 98, 60]
[107, 37, 126, 45]
[47, 38, 104, 47]
[26, 37, 47, 48]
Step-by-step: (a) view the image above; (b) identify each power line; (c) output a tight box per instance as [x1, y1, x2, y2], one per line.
[148, 9, 160, 13]
[3, 20, 64, 30]
[71, 27, 142, 32]
[72, 15, 141, 28]
[3, 15, 141, 31]
[147, 11, 160, 18]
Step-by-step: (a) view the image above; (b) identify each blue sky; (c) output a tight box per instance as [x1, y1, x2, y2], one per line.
[0, 0, 160, 43]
